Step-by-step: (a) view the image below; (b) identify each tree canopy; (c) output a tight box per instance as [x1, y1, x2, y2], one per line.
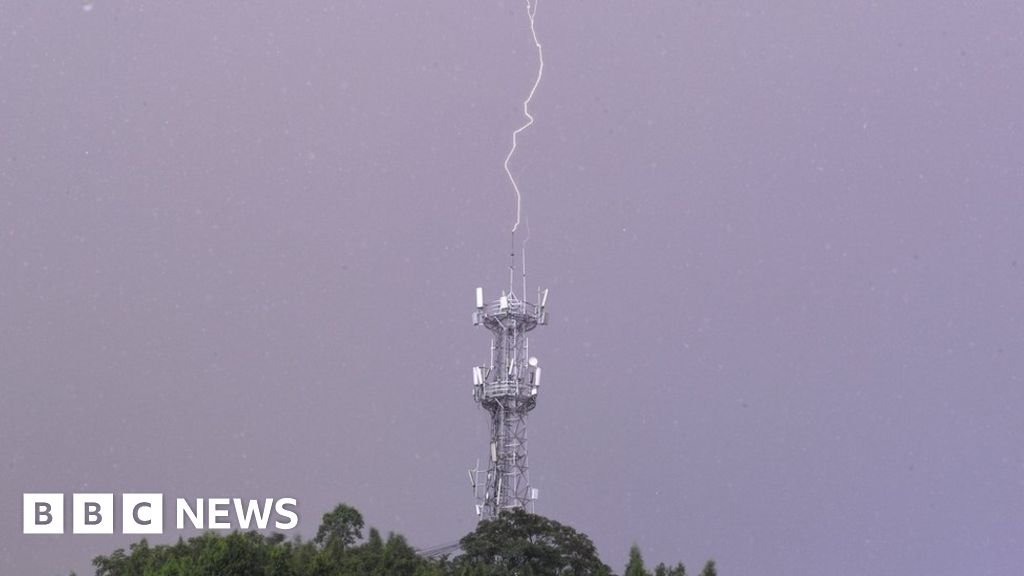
[455, 508, 611, 575]
[90, 503, 711, 576]
[314, 503, 364, 555]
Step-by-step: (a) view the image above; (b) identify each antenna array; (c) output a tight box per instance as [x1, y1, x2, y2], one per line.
[469, 286, 548, 518]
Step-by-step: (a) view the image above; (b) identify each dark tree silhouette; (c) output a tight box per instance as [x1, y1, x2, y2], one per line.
[456, 508, 611, 575]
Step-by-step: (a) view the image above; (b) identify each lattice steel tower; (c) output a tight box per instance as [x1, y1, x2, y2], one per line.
[469, 285, 548, 519]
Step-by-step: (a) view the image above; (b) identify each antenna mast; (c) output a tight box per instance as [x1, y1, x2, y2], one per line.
[470, 286, 548, 519]
[467, 0, 548, 521]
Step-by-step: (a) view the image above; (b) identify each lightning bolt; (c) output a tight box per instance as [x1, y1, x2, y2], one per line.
[505, 0, 544, 234]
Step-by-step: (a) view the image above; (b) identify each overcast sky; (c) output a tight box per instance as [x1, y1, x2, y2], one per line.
[2, 2, 1022, 575]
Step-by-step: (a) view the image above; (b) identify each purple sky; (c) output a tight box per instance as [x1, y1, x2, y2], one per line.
[2, 2, 1023, 574]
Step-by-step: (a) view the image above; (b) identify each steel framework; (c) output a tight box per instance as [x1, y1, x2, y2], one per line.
[469, 287, 548, 519]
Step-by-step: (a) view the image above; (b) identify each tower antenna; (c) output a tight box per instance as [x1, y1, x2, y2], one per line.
[470, 286, 548, 518]
[468, 0, 549, 522]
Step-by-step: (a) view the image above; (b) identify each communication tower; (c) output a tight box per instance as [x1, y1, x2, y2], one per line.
[469, 284, 548, 519]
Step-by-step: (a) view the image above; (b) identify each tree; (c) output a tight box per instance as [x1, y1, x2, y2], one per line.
[456, 508, 612, 575]
[91, 503, 444, 576]
[624, 544, 649, 576]
[655, 561, 688, 576]
[90, 501, 704, 576]
[314, 503, 365, 555]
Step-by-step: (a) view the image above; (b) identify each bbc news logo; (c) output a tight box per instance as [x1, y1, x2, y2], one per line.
[23, 494, 299, 534]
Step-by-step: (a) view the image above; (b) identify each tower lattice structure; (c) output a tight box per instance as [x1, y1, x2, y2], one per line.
[469, 286, 548, 519]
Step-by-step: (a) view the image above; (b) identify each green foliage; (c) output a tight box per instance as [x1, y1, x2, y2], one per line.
[90, 502, 711, 576]
[654, 561, 687, 576]
[455, 508, 611, 576]
[91, 502, 432, 576]
[313, 503, 364, 556]
[624, 544, 649, 576]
